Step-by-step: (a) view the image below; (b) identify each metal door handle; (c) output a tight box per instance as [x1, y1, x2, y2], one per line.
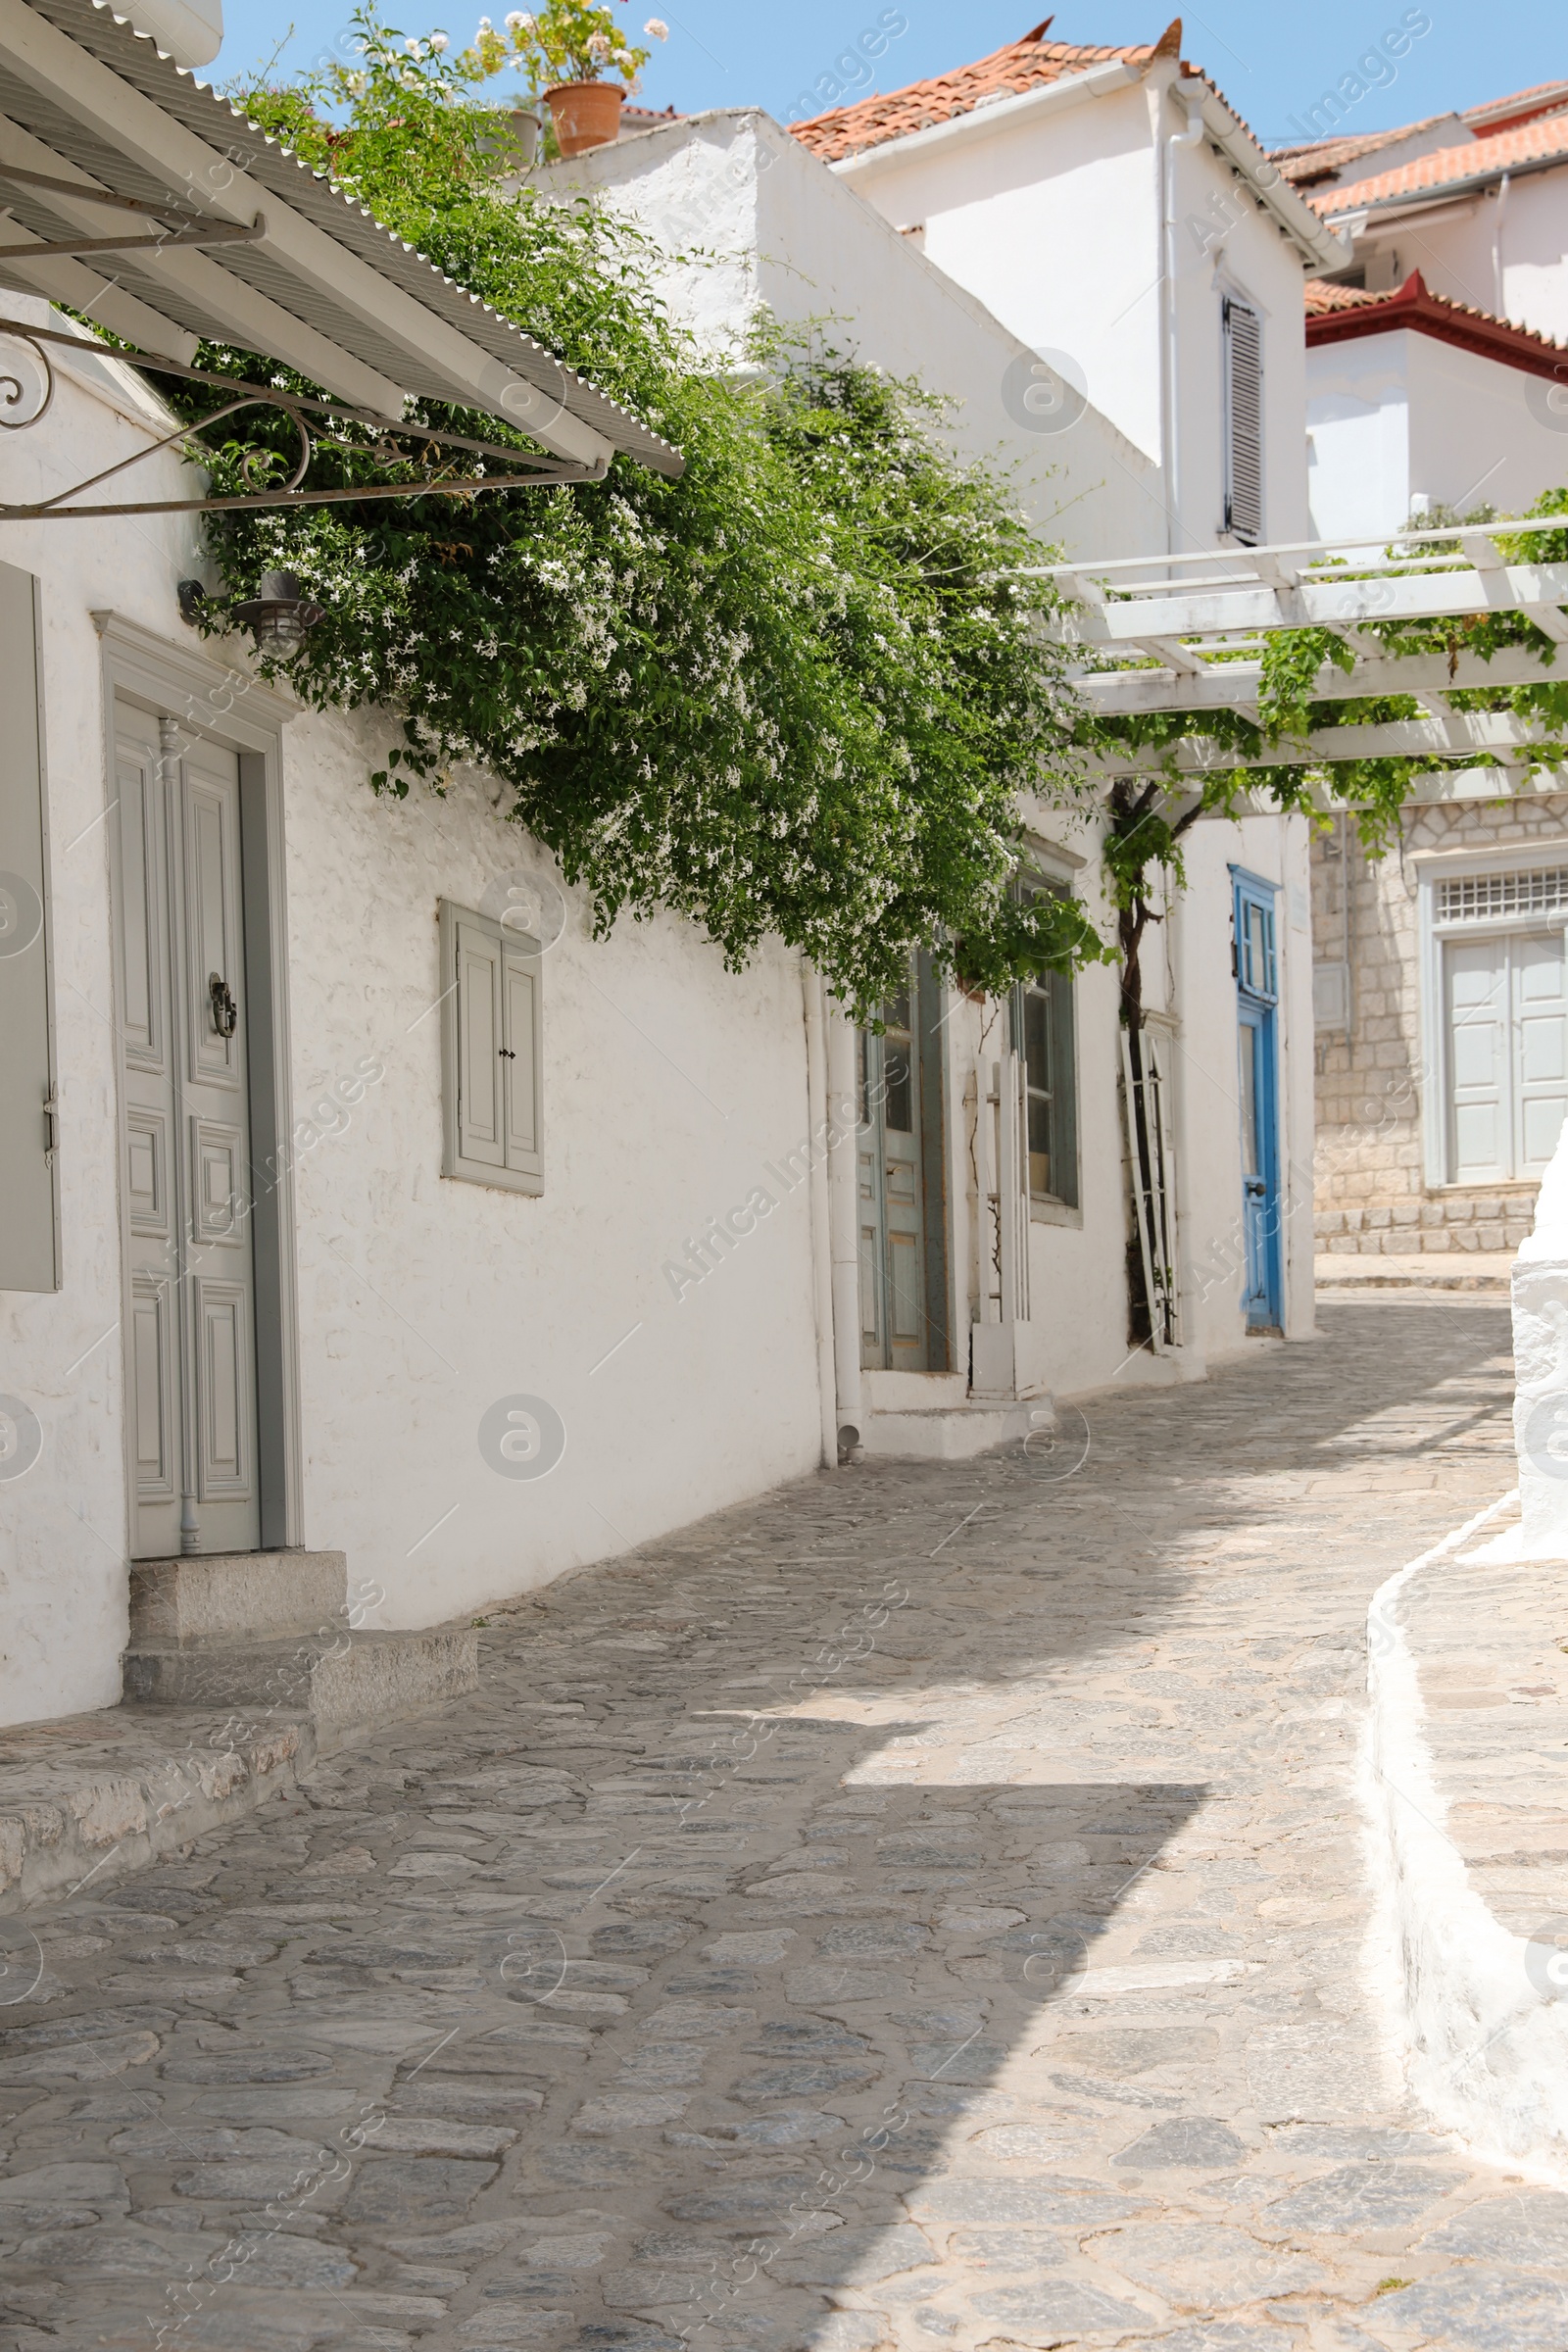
[1244, 1178, 1265, 1197]
[498, 1047, 515, 1060]
[209, 972, 237, 1038]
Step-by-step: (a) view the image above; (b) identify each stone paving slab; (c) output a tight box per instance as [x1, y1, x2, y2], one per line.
[0, 1299, 1556, 2352]
[1316, 1257, 1512, 1296]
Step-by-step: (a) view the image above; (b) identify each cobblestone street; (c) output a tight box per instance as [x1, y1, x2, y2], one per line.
[6, 1299, 1562, 2352]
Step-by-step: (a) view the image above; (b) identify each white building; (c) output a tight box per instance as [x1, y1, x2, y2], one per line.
[1303, 271, 1568, 541]
[543, 70, 1318, 1418]
[0, 5, 1315, 1789]
[788, 21, 1345, 556]
[1273, 85, 1568, 1269]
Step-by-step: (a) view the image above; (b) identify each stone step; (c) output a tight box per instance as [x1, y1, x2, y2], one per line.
[122, 1627, 479, 1747]
[129, 1550, 348, 1645]
[0, 1704, 315, 1910]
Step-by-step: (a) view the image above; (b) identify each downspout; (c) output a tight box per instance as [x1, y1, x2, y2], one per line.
[802, 963, 838, 1471]
[1160, 77, 1208, 558]
[824, 1004, 864, 1460]
[1494, 169, 1511, 317]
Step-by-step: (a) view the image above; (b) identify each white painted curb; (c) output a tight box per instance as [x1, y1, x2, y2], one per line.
[1361, 1485, 1568, 2182]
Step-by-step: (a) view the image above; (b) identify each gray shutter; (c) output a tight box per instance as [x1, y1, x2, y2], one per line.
[457, 918, 505, 1169]
[501, 941, 543, 1180]
[0, 561, 59, 1291]
[1223, 296, 1263, 546]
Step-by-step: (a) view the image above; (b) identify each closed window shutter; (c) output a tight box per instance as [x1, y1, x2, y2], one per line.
[502, 942, 542, 1179]
[0, 560, 59, 1291]
[1223, 296, 1263, 546]
[456, 919, 505, 1168]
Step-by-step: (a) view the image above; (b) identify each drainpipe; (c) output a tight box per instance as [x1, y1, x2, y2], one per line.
[802, 963, 838, 1471]
[1494, 170, 1511, 317]
[824, 1003, 864, 1460]
[1160, 77, 1208, 558]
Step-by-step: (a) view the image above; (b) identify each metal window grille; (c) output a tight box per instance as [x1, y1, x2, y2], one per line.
[1437, 868, 1568, 922]
[1222, 296, 1263, 547]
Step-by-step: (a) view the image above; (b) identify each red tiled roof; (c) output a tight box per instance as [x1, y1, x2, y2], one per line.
[1302, 278, 1387, 313]
[1313, 112, 1568, 217]
[1463, 79, 1568, 136]
[1304, 269, 1568, 381]
[1268, 116, 1457, 189]
[788, 17, 1179, 164]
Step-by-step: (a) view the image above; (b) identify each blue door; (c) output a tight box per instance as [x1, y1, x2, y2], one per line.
[1233, 871, 1282, 1331]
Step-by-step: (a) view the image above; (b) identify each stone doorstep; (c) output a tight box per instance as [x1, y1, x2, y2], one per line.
[0, 1704, 317, 1912]
[128, 1549, 349, 1645]
[1315, 1252, 1512, 1294]
[122, 1626, 480, 1747]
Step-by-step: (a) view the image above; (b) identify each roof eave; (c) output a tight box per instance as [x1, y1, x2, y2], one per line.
[1322, 140, 1568, 229]
[825, 54, 1147, 179]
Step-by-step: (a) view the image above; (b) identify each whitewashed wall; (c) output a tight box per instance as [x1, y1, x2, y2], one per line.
[1308, 325, 1568, 541]
[1354, 169, 1568, 346]
[816, 73, 1315, 549]
[0, 308, 203, 1724]
[280, 709, 824, 1634]
[539, 111, 1166, 564]
[0, 305, 827, 1726]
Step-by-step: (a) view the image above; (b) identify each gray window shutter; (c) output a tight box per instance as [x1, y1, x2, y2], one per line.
[456, 918, 506, 1168]
[502, 942, 543, 1180]
[1223, 296, 1263, 546]
[439, 898, 545, 1196]
[0, 561, 59, 1291]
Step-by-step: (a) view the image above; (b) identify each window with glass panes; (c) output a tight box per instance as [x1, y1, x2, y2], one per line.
[1012, 877, 1079, 1210]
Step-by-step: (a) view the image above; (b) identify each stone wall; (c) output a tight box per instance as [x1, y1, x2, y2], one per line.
[1312, 794, 1568, 1255]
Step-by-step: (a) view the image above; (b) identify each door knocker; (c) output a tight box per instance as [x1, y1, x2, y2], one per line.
[209, 971, 238, 1039]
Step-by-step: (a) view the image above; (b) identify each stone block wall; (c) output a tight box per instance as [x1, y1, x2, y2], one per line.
[1311, 795, 1568, 1255]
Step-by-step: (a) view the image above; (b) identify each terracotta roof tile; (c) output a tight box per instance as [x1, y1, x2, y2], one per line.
[1463, 79, 1568, 134]
[1312, 112, 1568, 216]
[1303, 268, 1568, 381]
[1303, 277, 1388, 313]
[1268, 116, 1456, 188]
[787, 19, 1175, 164]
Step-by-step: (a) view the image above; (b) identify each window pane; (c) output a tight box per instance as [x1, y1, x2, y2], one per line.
[884, 1045, 913, 1133]
[885, 986, 910, 1035]
[1239, 1024, 1259, 1175]
[857, 1029, 870, 1128]
[1023, 990, 1051, 1092]
[1027, 1091, 1052, 1199]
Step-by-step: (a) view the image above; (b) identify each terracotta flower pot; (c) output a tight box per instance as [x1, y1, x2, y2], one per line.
[544, 80, 623, 157]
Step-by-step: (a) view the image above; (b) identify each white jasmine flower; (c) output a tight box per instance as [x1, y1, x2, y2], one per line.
[587, 28, 611, 57]
[404, 33, 420, 50]
[505, 8, 530, 24]
[645, 16, 668, 34]
[429, 28, 450, 49]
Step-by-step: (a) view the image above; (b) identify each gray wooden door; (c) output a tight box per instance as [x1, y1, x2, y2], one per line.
[858, 978, 931, 1372]
[116, 704, 260, 1558]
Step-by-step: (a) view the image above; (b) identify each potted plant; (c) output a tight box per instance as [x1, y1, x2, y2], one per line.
[495, 1, 666, 157]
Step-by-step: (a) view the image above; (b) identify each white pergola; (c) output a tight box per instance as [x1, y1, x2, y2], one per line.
[1028, 517, 1568, 797]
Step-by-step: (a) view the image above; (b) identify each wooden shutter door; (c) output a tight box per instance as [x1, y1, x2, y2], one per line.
[1446, 935, 1509, 1181]
[1223, 297, 1263, 546]
[1514, 928, 1568, 1176]
[457, 919, 506, 1168]
[0, 562, 58, 1292]
[502, 942, 543, 1182]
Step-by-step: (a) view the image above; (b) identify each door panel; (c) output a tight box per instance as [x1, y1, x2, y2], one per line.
[116, 705, 260, 1556]
[1444, 929, 1568, 1183]
[1446, 936, 1507, 1182]
[1234, 873, 1282, 1332]
[1514, 931, 1568, 1177]
[857, 973, 943, 1372]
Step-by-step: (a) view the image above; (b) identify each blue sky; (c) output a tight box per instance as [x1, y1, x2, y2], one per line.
[215, 3, 1564, 150]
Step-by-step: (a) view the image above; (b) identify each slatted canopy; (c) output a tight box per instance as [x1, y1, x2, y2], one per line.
[1032, 519, 1568, 796]
[0, 0, 683, 476]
